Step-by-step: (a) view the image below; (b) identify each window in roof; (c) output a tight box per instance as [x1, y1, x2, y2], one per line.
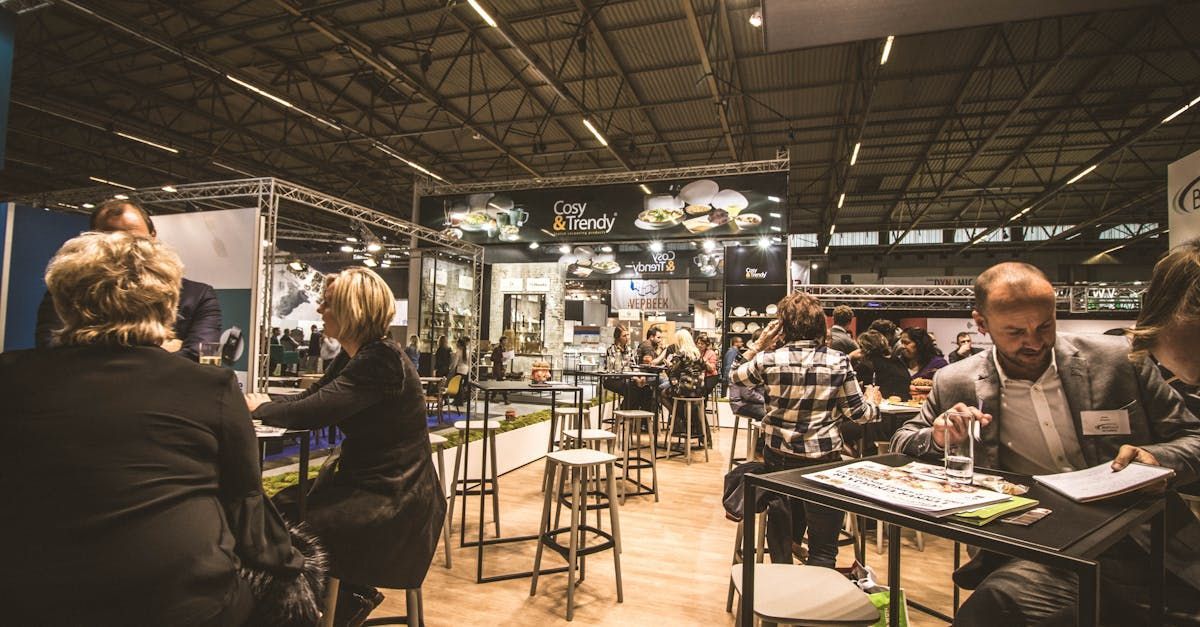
[790, 233, 819, 248]
[1098, 223, 1159, 240]
[890, 229, 944, 245]
[1022, 225, 1075, 241]
[952, 228, 1007, 243]
[830, 231, 879, 247]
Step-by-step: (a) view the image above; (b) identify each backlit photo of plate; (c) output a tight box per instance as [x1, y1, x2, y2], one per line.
[682, 216, 718, 233]
[712, 189, 749, 212]
[678, 179, 719, 206]
[734, 213, 763, 227]
[732, 306, 747, 317]
[730, 321, 746, 333]
[591, 260, 621, 274]
[637, 207, 684, 228]
[459, 211, 493, 231]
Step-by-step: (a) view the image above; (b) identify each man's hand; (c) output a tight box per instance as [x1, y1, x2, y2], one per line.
[931, 402, 993, 448]
[864, 384, 883, 405]
[1111, 445, 1167, 495]
[162, 338, 183, 353]
[245, 393, 272, 412]
[753, 320, 782, 352]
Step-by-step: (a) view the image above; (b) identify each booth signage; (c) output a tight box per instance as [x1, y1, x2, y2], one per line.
[499, 277, 524, 292]
[610, 279, 689, 312]
[421, 172, 787, 244]
[565, 248, 724, 280]
[1168, 147, 1200, 248]
[526, 277, 551, 292]
[725, 244, 787, 285]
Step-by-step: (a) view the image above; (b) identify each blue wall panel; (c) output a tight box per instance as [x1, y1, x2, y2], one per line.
[3, 205, 87, 350]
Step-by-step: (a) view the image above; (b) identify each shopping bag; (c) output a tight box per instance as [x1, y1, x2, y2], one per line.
[867, 589, 908, 627]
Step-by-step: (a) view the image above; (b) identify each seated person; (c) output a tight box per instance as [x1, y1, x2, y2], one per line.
[852, 329, 910, 401]
[896, 326, 948, 381]
[247, 268, 446, 625]
[660, 330, 706, 434]
[892, 262, 1200, 625]
[698, 333, 721, 396]
[948, 331, 984, 363]
[3, 232, 321, 625]
[605, 326, 654, 411]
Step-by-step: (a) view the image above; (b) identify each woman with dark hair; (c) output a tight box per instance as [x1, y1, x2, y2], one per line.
[731, 291, 879, 567]
[247, 268, 444, 625]
[853, 330, 911, 401]
[697, 333, 721, 396]
[433, 335, 452, 377]
[897, 326, 948, 381]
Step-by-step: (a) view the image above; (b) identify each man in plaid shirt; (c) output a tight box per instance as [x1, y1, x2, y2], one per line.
[731, 291, 880, 567]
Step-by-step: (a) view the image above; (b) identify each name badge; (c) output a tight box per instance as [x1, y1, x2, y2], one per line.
[1081, 409, 1131, 436]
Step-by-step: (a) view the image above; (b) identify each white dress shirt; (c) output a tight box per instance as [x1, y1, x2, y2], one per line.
[993, 348, 1088, 475]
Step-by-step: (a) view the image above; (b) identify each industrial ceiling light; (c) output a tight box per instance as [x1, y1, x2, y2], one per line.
[829, 223, 837, 236]
[849, 141, 861, 166]
[340, 244, 354, 253]
[161, 185, 178, 193]
[1066, 164, 1097, 186]
[757, 237, 771, 248]
[373, 143, 447, 182]
[649, 241, 664, 253]
[113, 193, 129, 200]
[767, 195, 782, 203]
[769, 212, 782, 218]
[880, 35, 895, 65]
[702, 240, 717, 252]
[1162, 95, 1200, 124]
[115, 131, 179, 154]
[837, 192, 845, 209]
[639, 184, 652, 195]
[89, 175, 135, 190]
[366, 241, 383, 253]
[345, 236, 358, 243]
[748, 9, 763, 28]
[581, 118, 609, 147]
[81, 203, 94, 209]
[467, 0, 498, 27]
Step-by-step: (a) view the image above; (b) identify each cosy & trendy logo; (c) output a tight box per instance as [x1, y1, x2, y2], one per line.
[745, 267, 769, 280]
[1174, 175, 1200, 215]
[552, 200, 616, 234]
[634, 250, 676, 274]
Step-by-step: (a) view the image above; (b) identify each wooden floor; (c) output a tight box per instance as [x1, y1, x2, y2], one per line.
[369, 427, 969, 626]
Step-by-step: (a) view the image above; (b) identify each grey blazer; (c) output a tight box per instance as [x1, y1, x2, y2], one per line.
[891, 332, 1200, 589]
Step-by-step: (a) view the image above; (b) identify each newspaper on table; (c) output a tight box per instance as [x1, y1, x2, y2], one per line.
[803, 461, 1012, 517]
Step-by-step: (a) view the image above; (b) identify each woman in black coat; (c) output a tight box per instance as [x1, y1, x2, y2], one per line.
[3, 232, 322, 626]
[248, 267, 445, 624]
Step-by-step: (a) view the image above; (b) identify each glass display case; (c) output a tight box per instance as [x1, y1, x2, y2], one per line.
[418, 254, 474, 356]
[503, 293, 546, 355]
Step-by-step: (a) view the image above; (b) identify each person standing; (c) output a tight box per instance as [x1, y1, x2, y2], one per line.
[405, 335, 421, 369]
[307, 324, 322, 371]
[828, 305, 857, 355]
[948, 331, 984, 363]
[433, 335, 453, 378]
[34, 199, 222, 362]
[722, 336, 744, 395]
[491, 336, 509, 381]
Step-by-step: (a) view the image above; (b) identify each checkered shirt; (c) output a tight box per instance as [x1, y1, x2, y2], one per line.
[731, 340, 879, 458]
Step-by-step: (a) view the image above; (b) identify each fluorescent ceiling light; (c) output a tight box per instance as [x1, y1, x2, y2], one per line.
[823, 243, 830, 254]
[837, 192, 845, 209]
[649, 241, 664, 253]
[1102, 244, 1126, 255]
[373, 143, 447, 182]
[115, 131, 179, 154]
[89, 175, 135, 190]
[1163, 104, 1190, 124]
[113, 193, 129, 200]
[770, 226, 782, 232]
[639, 184, 652, 195]
[81, 203, 94, 209]
[1066, 164, 1097, 186]
[529, 242, 539, 249]
[346, 236, 358, 242]
[582, 118, 609, 147]
[226, 74, 294, 109]
[880, 35, 894, 65]
[340, 245, 354, 252]
[829, 223, 836, 235]
[1008, 207, 1032, 223]
[769, 212, 782, 218]
[467, 0, 497, 27]
[767, 195, 781, 203]
[161, 185, 177, 193]
[849, 142, 860, 166]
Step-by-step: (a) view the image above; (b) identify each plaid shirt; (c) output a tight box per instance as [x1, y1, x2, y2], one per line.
[731, 340, 878, 458]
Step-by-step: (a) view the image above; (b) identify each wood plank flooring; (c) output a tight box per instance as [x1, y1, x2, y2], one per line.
[368, 428, 969, 626]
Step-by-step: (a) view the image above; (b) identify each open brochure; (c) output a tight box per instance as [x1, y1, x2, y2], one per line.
[804, 461, 1012, 517]
[1034, 461, 1174, 503]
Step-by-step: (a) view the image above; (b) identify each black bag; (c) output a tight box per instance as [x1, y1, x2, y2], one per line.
[239, 522, 329, 627]
[722, 461, 771, 522]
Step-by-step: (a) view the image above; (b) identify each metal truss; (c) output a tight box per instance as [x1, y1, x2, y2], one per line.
[795, 283, 1146, 313]
[418, 157, 790, 195]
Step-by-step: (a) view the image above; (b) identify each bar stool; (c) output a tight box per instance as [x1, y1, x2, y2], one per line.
[725, 510, 768, 613]
[428, 432, 452, 569]
[727, 412, 762, 470]
[665, 396, 708, 465]
[559, 428, 618, 531]
[729, 563, 880, 627]
[551, 406, 588, 452]
[448, 418, 502, 544]
[531, 448, 624, 622]
[613, 409, 658, 503]
[321, 578, 424, 627]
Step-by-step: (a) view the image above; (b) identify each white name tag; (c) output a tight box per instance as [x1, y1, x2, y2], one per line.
[1081, 409, 1131, 436]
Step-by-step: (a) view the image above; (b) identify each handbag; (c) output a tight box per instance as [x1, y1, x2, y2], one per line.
[239, 522, 329, 627]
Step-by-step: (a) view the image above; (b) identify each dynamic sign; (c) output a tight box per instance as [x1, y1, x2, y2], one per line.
[420, 172, 787, 244]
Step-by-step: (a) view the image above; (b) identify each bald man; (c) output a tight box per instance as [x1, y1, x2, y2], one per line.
[34, 200, 222, 361]
[892, 262, 1200, 625]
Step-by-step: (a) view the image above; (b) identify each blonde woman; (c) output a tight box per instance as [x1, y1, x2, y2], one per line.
[2, 232, 322, 626]
[659, 329, 706, 432]
[247, 268, 445, 624]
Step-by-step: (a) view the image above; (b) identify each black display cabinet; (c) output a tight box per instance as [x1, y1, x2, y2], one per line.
[723, 244, 789, 350]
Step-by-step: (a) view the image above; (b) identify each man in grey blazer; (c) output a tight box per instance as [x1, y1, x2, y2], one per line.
[892, 262, 1200, 625]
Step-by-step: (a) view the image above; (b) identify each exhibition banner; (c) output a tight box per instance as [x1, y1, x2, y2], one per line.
[563, 247, 724, 280]
[610, 279, 689, 312]
[421, 172, 787, 244]
[1168, 147, 1200, 248]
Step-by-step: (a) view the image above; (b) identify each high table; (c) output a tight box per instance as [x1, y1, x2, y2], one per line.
[256, 426, 312, 521]
[461, 379, 585, 583]
[740, 453, 1166, 627]
[563, 369, 660, 428]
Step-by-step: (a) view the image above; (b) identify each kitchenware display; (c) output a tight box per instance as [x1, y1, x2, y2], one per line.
[746, 322, 761, 332]
[711, 189, 749, 214]
[732, 306, 747, 317]
[459, 211, 493, 231]
[734, 213, 763, 227]
[636, 206, 684, 230]
[730, 321, 746, 333]
[765, 304, 778, 315]
[591, 259, 621, 274]
[678, 179, 719, 206]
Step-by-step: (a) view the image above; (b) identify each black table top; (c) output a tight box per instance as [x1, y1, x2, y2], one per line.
[748, 453, 1163, 563]
[469, 379, 584, 392]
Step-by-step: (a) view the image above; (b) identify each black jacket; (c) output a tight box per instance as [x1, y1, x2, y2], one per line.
[1, 345, 304, 626]
[253, 339, 445, 589]
[853, 354, 911, 401]
[35, 277, 222, 361]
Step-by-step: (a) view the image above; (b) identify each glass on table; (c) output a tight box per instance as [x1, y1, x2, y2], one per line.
[198, 342, 222, 366]
[943, 410, 976, 484]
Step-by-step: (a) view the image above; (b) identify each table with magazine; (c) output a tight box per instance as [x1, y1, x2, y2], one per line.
[738, 453, 1168, 627]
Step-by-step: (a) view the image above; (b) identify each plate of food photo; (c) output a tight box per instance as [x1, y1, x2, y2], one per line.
[636, 206, 684, 230]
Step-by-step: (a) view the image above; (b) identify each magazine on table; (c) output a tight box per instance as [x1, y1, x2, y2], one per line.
[803, 461, 1013, 517]
[1034, 461, 1174, 503]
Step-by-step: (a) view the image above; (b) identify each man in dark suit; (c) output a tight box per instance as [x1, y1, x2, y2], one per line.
[828, 305, 857, 355]
[892, 262, 1200, 625]
[34, 200, 222, 362]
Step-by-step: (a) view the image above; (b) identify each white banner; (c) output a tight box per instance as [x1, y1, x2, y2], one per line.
[610, 279, 689, 312]
[1168, 147, 1200, 248]
[154, 208, 258, 289]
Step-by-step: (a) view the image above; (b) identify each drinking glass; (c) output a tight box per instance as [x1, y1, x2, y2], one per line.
[198, 342, 222, 366]
[943, 410, 975, 484]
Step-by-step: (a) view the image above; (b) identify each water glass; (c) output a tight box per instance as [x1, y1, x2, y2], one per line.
[943, 410, 975, 484]
[198, 342, 222, 367]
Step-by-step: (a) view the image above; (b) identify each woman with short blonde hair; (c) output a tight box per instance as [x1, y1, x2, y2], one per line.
[46, 231, 181, 347]
[320, 267, 396, 348]
[673, 328, 701, 360]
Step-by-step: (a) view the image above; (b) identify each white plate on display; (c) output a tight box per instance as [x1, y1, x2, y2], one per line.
[730, 321, 746, 333]
[766, 304, 778, 315]
[746, 322, 761, 332]
[678, 179, 719, 206]
[712, 189, 749, 212]
[732, 306, 747, 317]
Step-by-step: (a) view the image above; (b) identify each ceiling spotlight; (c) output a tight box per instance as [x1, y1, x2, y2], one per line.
[113, 193, 129, 200]
[600, 245, 613, 253]
[702, 240, 717, 252]
[366, 242, 383, 253]
[559, 244, 571, 254]
[649, 241, 664, 253]
[161, 185, 178, 193]
[340, 245, 354, 253]
[82, 203, 95, 209]
[757, 237, 771, 248]
[748, 9, 763, 28]
[529, 242, 540, 250]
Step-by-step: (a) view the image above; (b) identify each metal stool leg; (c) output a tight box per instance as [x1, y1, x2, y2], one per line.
[685, 401, 693, 466]
[488, 430, 501, 537]
[320, 577, 340, 627]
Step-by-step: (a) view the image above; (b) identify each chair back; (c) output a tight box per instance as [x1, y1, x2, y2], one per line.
[445, 373, 464, 397]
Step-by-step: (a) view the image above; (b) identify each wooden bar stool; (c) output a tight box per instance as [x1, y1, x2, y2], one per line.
[428, 432, 452, 569]
[665, 396, 708, 465]
[447, 418, 502, 545]
[560, 428, 618, 531]
[727, 412, 762, 470]
[531, 448, 624, 622]
[551, 406, 588, 452]
[613, 409, 659, 503]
